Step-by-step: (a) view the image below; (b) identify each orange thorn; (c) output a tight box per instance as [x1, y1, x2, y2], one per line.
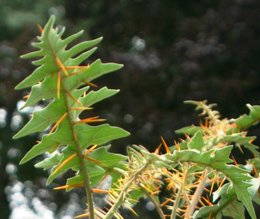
[92, 188, 109, 194]
[210, 175, 216, 196]
[54, 183, 83, 190]
[252, 164, 259, 177]
[203, 187, 210, 193]
[74, 116, 106, 124]
[57, 71, 61, 99]
[184, 133, 191, 140]
[83, 80, 98, 88]
[201, 196, 213, 206]
[160, 198, 172, 207]
[231, 155, 238, 166]
[66, 65, 90, 76]
[85, 156, 107, 168]
[160, 136, 171, 154]
[23, 94, 30, 100]
[96, 174, 109, 189]
[151, 190, 160, 195]
[198, 198, 206, 207]
[154, 143, 162, 154]
[49, 112, 68, 134]
[69, 71, 84, 76]
[216, 177, 226, 192]
[55, 57, 69, 76]
[37, 24, 43, 33]
[83, 144, 98, 156]
[65, 90, 84, 107]
[74, 213, 89, 219]
[51, 152, 77, 176]
[205, 118, 209, 127]
[65, 65, 89, 70]
[70, 107, 92, 111]
[237, 145, 244, 154]
[216, 174, 219, 186]
[174, 140, 180, 151]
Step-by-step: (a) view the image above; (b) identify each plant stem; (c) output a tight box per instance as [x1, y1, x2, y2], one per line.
[61, 80, 95, 219]
[170, 169, 188, 219]
[104, 161, 150, 219]
[184, 169, 208, 219]
[141, 188, 165, 219]
[46, 36, 96, 218]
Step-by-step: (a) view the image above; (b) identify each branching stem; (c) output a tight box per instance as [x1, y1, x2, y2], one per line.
[104, 161, 150, 219]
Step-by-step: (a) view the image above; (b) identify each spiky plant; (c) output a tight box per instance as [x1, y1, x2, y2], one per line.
[14, 16, 260, 219]
[14, 16, 129, 219]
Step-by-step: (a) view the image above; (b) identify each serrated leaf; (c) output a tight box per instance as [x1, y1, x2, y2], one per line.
[63, 37, 102, 60]
[80, 87, 119, 107]
[194, 198, 245, 219]
[195, 184, 245, 219]
[16, 16, 129, 215]
[66, 163, 106, 189]
[89, 146, 126, 167]
[66, 59, 123, 90]
[75, 124, 130, 149]
[167, 146, 256, 219]
[14, 100, 66, 139]
[19, 122, 74, 164]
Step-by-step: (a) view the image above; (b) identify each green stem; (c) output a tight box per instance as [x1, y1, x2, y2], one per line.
[47, 35, 95, 218]
[170, 169, 188, 219]
[104, 161, 150, 219]
[61, 80, 95, 219]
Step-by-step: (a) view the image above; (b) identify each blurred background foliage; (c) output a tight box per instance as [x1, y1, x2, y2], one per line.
[0, 0, 260, 218]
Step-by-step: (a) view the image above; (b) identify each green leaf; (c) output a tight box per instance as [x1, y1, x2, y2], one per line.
[35, 153, 62, 170]
[14, 99, 66, 138]
[167, 146, 256, 219]
[214, 133, 259, 157]
[235, 114, 256, 130]
[75, 124, 130, 149]
[80, 87, 119, 107]
[89, 146, 126, 167]
[66, 59, 123, 90]
[47, 146, 80, 185]
[175, 125, 202, 136]
[247, 104, 260, 120]
[19, 122, 74, 164]
[194, 183, 245, 219]
[63, 37, 102, 60]
[187, 131, 204, 151]
[66, 163, 105, 188]
[15, 15, 129, 215]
